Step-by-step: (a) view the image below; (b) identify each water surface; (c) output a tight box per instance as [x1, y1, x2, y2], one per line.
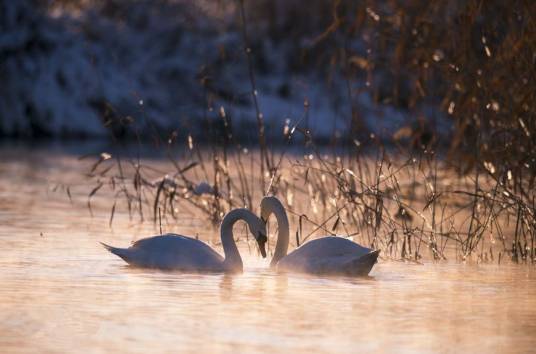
[1, 146, 535, 353]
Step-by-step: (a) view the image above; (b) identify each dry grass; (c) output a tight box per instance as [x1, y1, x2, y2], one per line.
[79, 138, 535, 264]
[66, 0, 536, 264]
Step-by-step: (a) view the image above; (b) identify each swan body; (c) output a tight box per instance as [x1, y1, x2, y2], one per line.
[276, 237, 380, 276]
[261, 196, 379, 276]
[101, 234, 226, 272]
[101, 208, 267, 273]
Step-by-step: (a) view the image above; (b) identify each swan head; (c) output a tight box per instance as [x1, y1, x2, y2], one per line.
[260, 196, 282, 222]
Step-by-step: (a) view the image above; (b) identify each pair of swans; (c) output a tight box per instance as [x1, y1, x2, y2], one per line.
[102, 197, 379, 276]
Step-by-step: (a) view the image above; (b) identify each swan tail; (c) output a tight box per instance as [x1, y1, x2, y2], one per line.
[100, 242, 132, 263]
[347, 250, 380, 276]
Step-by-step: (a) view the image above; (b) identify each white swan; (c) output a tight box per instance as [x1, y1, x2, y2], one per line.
[101, 208, 267, 273]
[261, 196, 379, 276]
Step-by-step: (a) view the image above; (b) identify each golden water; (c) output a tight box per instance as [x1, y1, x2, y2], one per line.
[1, 146, 535, 353]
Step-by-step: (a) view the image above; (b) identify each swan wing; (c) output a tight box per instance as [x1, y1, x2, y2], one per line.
[288, 236, 372, 259]
[278, 251, 379, 276]
[104, 233, 225, 271]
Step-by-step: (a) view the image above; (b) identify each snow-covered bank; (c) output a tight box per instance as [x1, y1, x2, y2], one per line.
[0, 0, 445, 142]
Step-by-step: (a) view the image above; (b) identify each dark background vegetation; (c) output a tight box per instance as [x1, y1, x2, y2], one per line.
[1, 0, 535, 179]
[2, 0, 535, 263]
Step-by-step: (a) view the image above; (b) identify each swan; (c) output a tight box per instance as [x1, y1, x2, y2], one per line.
[101, 208, 267, 273]
[260, 196, 379, 276]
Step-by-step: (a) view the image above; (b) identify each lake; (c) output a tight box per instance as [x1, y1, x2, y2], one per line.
[1, 144, 535, 353]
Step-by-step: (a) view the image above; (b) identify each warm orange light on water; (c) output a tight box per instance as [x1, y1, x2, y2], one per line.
[1, 149, 535, 353]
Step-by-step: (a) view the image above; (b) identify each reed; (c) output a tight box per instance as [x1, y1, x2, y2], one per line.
[77, 129, 535, 264]
[71, 0, 536, 264]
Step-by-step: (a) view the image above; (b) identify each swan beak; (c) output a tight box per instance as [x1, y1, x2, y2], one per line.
[257, 232, 267, 258]
[259, 244, 267, 258]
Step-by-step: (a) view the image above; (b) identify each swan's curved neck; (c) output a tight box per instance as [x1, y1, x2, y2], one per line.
[220, 208, 257, 272]
[265, 199, 289, 267]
